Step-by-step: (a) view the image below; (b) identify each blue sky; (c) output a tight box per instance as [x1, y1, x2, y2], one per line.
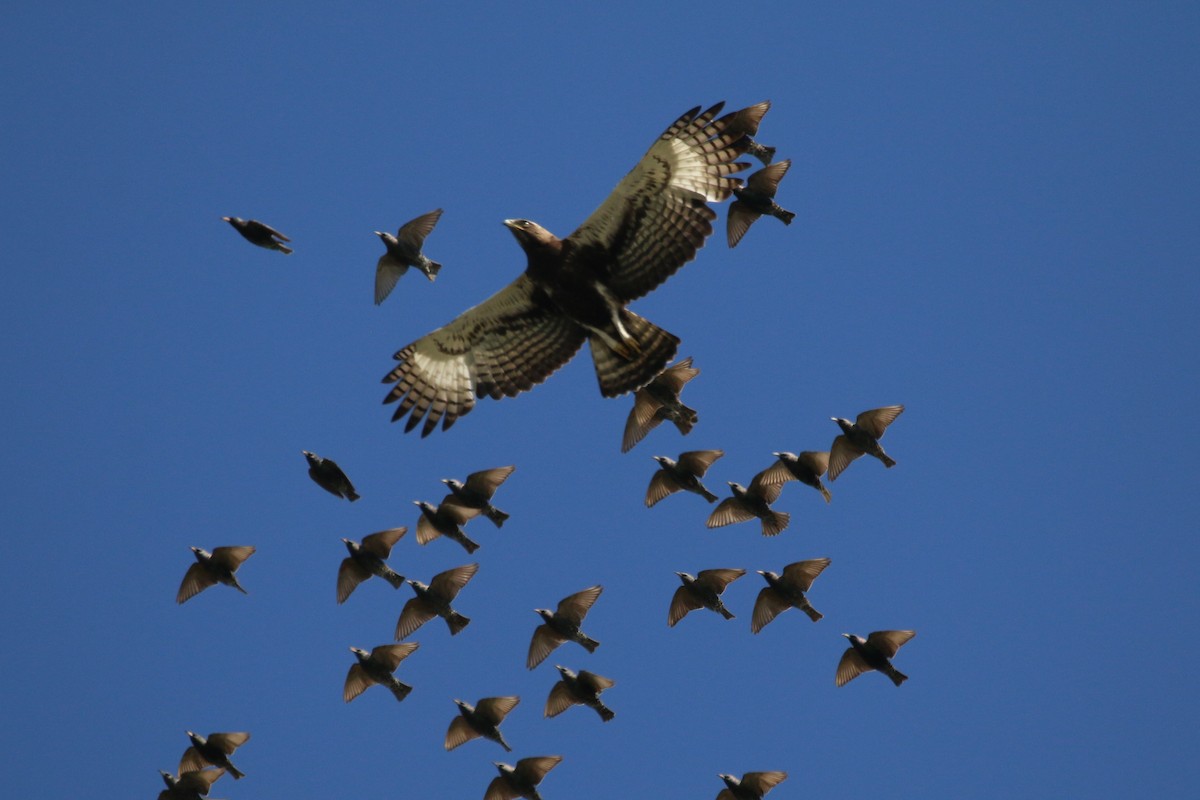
[2, 2, 1198, 797]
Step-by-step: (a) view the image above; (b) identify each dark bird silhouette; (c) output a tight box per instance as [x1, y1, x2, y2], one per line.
[545, 665, 615, 722]
[751, 558, 831, 632]
[621, 357, 701, 452]
[527, 585, 603, 669]
[760, 451, 832, 503]
[382, 102, 754, 436]
[302, 450, 359, 501]
[337, 527, 407, 604]
[727, 160, 795, 248]
[485, 756, 562, 800]
[669, 569, 745, 626]
[158, 768, 224, 800]
[221, 216, 292, 254]
[706, 469, 790, 537]
[646, 449, 724, 506]
[180, 731, 250, 780]
[176, 546, 255, 604]
[715, 771, 788, 800]
[344, 643, 420, 703]
[396, 562, 478, 639]
[441, 465, 516, 527]
[837, 630, 915, 687]
[445, 695, 520, 752]
[828, 405, 905, 480]
[375, 208, 444, 303]
[724, 100, 775, 165]
[414, 499, 481, 554]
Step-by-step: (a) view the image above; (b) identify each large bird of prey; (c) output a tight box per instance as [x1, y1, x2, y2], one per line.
[382, 102, 757, 436]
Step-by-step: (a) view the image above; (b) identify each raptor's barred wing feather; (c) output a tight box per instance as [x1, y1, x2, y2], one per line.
[566, 103, 749, 302]
[383, 274, 586, 436]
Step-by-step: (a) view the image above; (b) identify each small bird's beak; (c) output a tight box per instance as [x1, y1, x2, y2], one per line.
[221, 216, 231, 222]
[772, 452, 783, 458]
[841, 633, 852, 639]
[756, 570, 766, 576]
[412, 500, 422, 506]
[440, 478, 450, 485]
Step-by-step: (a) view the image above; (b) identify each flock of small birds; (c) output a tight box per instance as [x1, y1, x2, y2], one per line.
[163, 100, 913, 800]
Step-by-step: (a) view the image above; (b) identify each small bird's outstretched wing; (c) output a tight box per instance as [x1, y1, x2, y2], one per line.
[645, 469, 683, 507]
[361, 527, 406, 558]
[751, 587, 790, 634]
[444, 715, 479, 751]
[336, 558, 371, 604]
[428, 562, 479, 600]
[397, 208, 443, 250]
[462, 466, 516, 498]
[677, 449, 723, 476]
[780, 558, 831, 591]
[383, 274, 587, 436]
[866, 629, 916, 657]
[857, 405, 905, 438]
[556, 585, 603, 624]
[176, 563, 217, 604]
[564, 103, 749, 303]
[836, 647, 871, 687]
[706, 496, 756, 528]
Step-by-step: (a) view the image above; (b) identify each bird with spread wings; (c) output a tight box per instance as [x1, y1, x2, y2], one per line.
[382, 101, 766, 435]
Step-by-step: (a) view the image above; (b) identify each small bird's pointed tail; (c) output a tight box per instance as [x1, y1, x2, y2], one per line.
[460, 535, 481, 555]
[580, 635, 600, 653]
[801, 602, 823, 622]
[447, 612, 471, 635]
[277, 244, 294, 255]
[819, 485, 832, 503]
[888, 668, 908, 687]
[590, 312, 679, 398]
[423, 260, 442, 281]
[749, 141, 776, 166]
[390, 681, 414, 702]
[762, 511, 790, 537]
[777, 209, 796, 225]
[486, 507, 510, 527]
[595, 703, 616, 722]
[233, 580, 248, 595]
[881, 453, 897, 468]
[671, 403, 698, 436]
[385, 571, 406, 589]
[347, 490, 361, 502]
[498, 734, 513, 753]
[719, 606, 735, 620]
[701, 487, 718, 503]
[229, 765, 246, 780]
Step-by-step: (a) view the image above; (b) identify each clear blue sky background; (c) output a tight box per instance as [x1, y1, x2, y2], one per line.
[2, 3, 1197, 797]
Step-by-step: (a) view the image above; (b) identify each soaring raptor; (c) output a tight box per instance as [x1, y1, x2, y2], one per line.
[382, 102, 756, 435]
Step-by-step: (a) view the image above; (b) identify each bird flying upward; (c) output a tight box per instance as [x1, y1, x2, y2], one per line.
[382, 102, 755, 436]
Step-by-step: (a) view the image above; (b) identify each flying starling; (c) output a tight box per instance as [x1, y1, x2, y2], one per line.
[527, 585, 603, 669]
[760, 451, 832, 503]
[414, 499, 482, 554]
[723, 100, 776, 166]
[445, 695, 520, 752]
[180, 731, 250, 780]
[441, 465, 516, 527]
[669, 569, 745, 626]
[302, 450, 359, 501]
[646, 449, 724, 506]
[485, 756, 563, 800]
[344, 643, 420, 703]
[621, 357, 701, 452]
[158, 768, 224, 800]
[836, 630, 915, 687]
[751, 558, 831, 632]
[828, 405, 904, 480]
[715, 771, 788, 800]
[727, 160, 795, 248]
[222, 216, 292, 254]
[337, 527, 407, 604]
[707, 469, 790, 537]
[544, 665, 616, 722]
[395, 563, 478, 639]
[375, 208, 444, 304]
[176, 546, 255, 604]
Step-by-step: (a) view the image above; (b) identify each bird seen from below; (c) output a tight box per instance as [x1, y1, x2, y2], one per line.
[445, 695, 520, 752]
[707, 469, 790, 537]
[382, 102, 754, 436]
[158, 767, 224, 800]
[414, 499, 481, 554]
[221, 216, 292, 254]
[760, 450, 832, 503]
[396, 562, 478, 639]
[176, 545, 255, 604]
[646, 449, 724, 506]
[751, 558, 832, 632]
[179, 731, 250, 780]
[527, 585, 603, 669]
[344, 642, 420, 703]
[727, 159, 796, 248]
[485, 755, 563, 800]
[544, 665, 616, 722]
[828, 405, 905, 481]
[668, 568, 746, 626]
[375, 208, 444, 304]
[715, 771, 789, 800]
[836, 630, 916, 687]
[441, 465, 516, 527]
[336, 527, 407, 604]
[302, 450, 360, 501]
[621, 356, 701, 452]
[723, 99, 775, 165]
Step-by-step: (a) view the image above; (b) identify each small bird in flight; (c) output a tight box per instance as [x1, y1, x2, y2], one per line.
[836, 630, 916, 687]
[727, 160, 796, 248]
[527, 585, 603, 669]
[375, 208, 444, 303]
[221, 216, 292, 254]
[828, 405, 905, 480]
[646, 449, 724, 506]
[621, 357, 701, 452]
[751, 558, 832, 632]
[337, 528, 407, 604]
[303, 450, 360, 501]
[176, 546, 255, 604]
